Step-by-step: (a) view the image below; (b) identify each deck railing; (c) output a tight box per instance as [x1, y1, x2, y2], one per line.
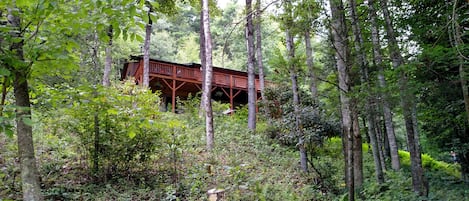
[134, 61, 262, 91]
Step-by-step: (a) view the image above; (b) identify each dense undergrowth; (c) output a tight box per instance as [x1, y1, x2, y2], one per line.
[0, 89, 468, 200]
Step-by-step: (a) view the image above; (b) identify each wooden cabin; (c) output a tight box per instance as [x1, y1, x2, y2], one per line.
[121, 56, 263, 112]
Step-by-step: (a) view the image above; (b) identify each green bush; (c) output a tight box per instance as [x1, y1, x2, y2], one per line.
[399, 150, 460, 178]
[42, 80, 166, 178]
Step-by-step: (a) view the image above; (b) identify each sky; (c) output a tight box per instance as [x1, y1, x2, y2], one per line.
[217, 0, 241, 9]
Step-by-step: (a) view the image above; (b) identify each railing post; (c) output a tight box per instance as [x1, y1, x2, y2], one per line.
[172, 65, 176, 113]
[230, 75, 233, 111]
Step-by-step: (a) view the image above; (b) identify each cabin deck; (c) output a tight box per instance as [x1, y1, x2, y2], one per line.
[122, 57, 263, 112]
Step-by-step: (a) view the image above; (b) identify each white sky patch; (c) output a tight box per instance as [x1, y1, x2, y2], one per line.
[217, 0, 241, 9]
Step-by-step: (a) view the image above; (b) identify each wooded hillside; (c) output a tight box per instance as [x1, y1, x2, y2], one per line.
[0, 0, 467, 200]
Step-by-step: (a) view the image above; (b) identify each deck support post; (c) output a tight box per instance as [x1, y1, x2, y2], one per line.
[172, 79, 176, 112]
[161, 78, 186, 113]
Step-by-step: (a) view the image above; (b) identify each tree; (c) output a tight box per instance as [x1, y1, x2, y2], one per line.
[367, 0, 400, 171]
[305, 30, 319, 104]
[142, 2, 153, 88]
[346, 0, 366, 187]
[246, 0, 257, 130]
[298, 0, 319, 105]
[202, 0, 214, 150]
[447, 0, 468, 180]
[103, 26, 113, 87]
[348, 0, 384, 183]
[283, 0, 308, 173]
[199, 0, 206, 117]
[4, 4, 44, 200]
[378, 0, 428, 196]
[255, 0, 266, 100]
[403, 0, 468, 181]
[141, 0, 177, 88]
[329, 0, 354, 199]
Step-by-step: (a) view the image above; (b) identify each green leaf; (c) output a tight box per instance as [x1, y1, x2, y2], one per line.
[128, 130, 136, 139]
[4, 129, 14, 138]
[135, 34, 144, 42]
[149, 12, 158, 23]
[142, 12, 149, 24]
[168, 119, 182, 128]
[97, 23, 105, 32]
[114, 26, 121, 39]
[0, 68, 11, 76]
[107, 108, 118, 115]
[150, 1, 159, 9]
[22, 117, 34, 126]
[16, 0, 32, 7]
[122, 30, 128, 41]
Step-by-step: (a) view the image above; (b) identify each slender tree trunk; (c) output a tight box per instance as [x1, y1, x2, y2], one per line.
[102, 26, 113, 87]
[287, 31, 308, 172]
[284, 0, 308, 173]
[368, 0, 400, 171]
[329, 0, 354, 199]
[379, 0, 428, 196]
[450, 0, 469, 127]
[255, 0, 266, 99]
[93, 111, 100, 176]
[8, 7, 44, 201]
[143, 10, 153, 88]
[351, 108, 363, 187]
[347, 0, 367, 187]
[367, 102, 385, 183]
[459, 58, 468, 125]
[460, 60, 469, 125]
[202, 0, 214, 150]
[246, 0, 257, 130]
[0, 77, 9, 117]
[305, 30, 319, 105]
[450, 0, 469, 180]
[199, 3, 206, 117]
[375, 119, 387, 172]
[91, 32, 101, 179]
[14, 72, 44, 201]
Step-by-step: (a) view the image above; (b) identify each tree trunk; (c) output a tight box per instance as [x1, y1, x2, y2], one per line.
[202, 0, 214, 150]
[8, 7, 44, 200]
[142, 10, 153, 88]
[368, 0, 400, 171]
[246, 0, 257, 130]
[329, 0, 354, 199]
[284, 0, 308, 173]
[375, 119, 387, 172]
[459, 58, 469, 124]
[347, 0, 368, 187]
[379, 0, 428, 196]
[93, 111, 100, 176]
[102, 26, 113, 87]
[351, 108, 363, 187]
[199, 3, 206, 117]
[14, 72, 44, 201]
[255, 0, 266, 100]
[450, 0, 469, 130]
[305, 30, 319, 105]
[451, 0, 469, 180]
[367, 102, 385, 183]
[289, 34, 308, 173]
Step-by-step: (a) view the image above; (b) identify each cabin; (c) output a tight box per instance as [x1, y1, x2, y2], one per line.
[121, 56, 263, 112]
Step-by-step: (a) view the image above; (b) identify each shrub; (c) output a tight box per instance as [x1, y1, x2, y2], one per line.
[42, 80, 165, 178]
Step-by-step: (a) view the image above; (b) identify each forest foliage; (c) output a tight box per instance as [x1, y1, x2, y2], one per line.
[0, 0, 468, 200]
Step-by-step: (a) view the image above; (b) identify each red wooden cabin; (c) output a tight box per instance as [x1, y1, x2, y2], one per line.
[122, 56, 263, 112]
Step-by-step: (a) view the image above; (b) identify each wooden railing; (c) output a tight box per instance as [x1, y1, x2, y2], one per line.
[133, 61, 263, 91]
